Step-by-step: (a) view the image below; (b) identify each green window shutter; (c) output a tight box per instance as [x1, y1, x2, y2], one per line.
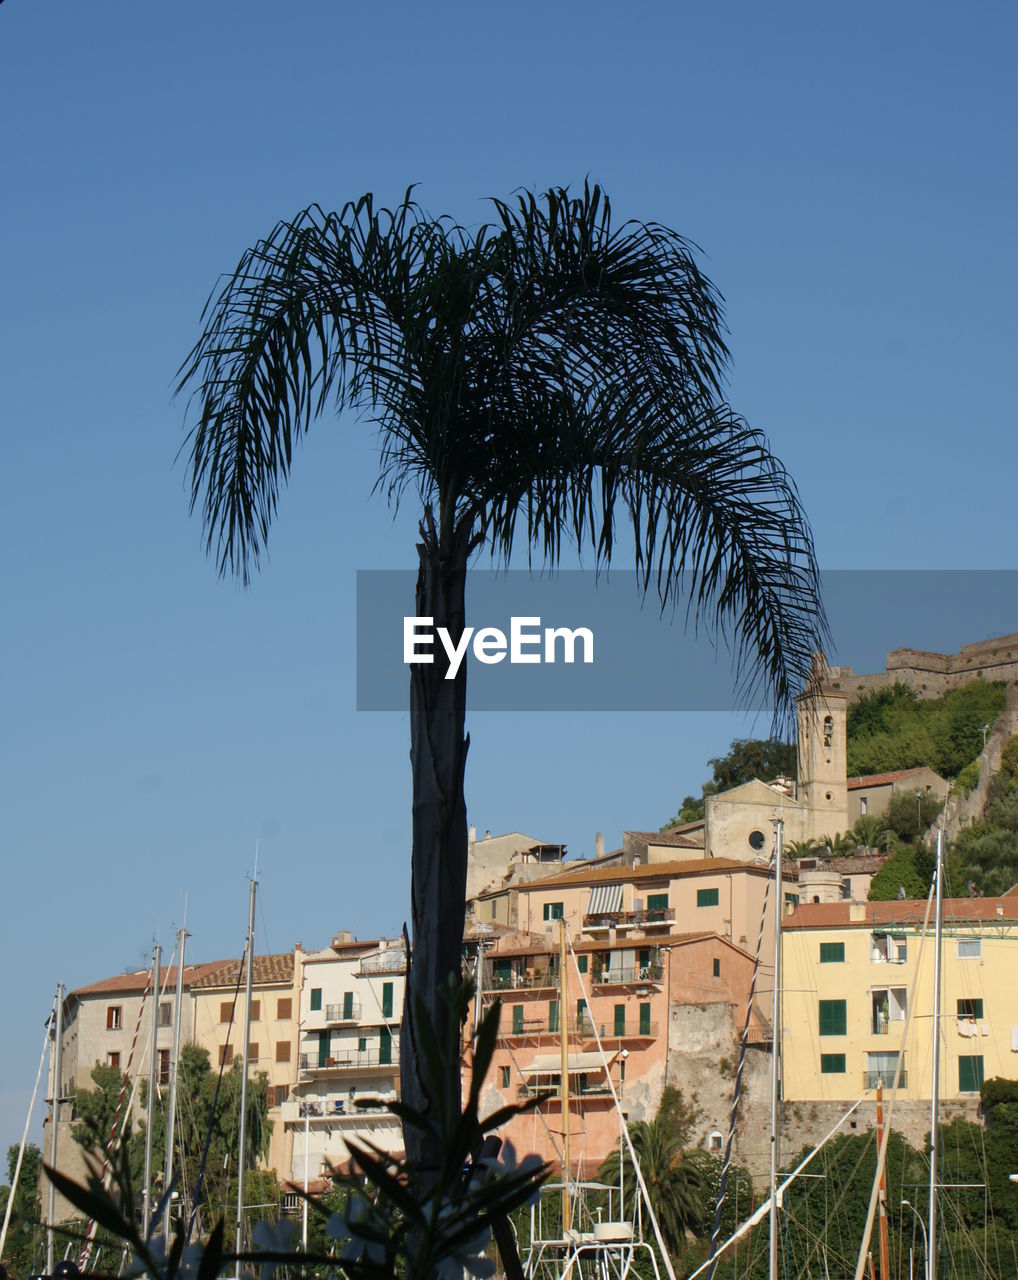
[818, 1000, 847, 1036]
[647, 893, 668, 911]
[697, 887, 720, 908]
[501, 1066, 510, 1089]
[512, 1004, 524, 1035]
[382, 982, 393, 1018]
[379, 1028, 392, 1065]
[614, 1005, 626, 1036]
[639, 1003, 651, 1036]
[713, 958, 721, 978]
[543, 903, 551, 921]
[343, 991, 353, 1019]
[310, 988, 322, 1012]
[578, 954, 588, 973]
[357, 1036, 366, 1053]
[638, 948, 651, 969]
[317, 1029, 329, 1067]
[552, 902, 564, 920]
[820, 1053, 846, 1074]
[959, 1055, 984, 1092]
[549, 1000, 559, 1033]
[819, 942, 845, 963]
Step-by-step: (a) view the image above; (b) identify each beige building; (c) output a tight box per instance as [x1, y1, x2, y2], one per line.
[781, 895, 1018, 1106]
[190, 952, 300, 1176]
[846, 766, 949, 822]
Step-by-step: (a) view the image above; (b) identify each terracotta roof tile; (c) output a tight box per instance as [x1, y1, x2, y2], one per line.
[514, 856, 781, 892]
[846, 768, 928, 790]
[69, 961, 227, 1001]
[626, 829, 704, 848]
[784, 895, 1018, 930]
[192, 953, 294, 989]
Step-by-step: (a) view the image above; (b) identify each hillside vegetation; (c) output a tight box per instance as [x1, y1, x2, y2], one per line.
[954, 734, 1018, 896]
[845, 678, 1006, 778]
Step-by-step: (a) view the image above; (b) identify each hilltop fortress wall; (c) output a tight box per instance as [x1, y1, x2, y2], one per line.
[826, 632, 1018, 702]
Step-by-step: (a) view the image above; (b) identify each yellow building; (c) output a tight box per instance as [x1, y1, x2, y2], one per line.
[781, 893, 1018, 1104]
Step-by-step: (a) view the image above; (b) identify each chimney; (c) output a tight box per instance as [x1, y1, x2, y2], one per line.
[469, 825, 477, 844]
[595, 831, 605, 859]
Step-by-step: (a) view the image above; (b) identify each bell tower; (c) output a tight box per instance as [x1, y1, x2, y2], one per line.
[796, 669, 849, 839]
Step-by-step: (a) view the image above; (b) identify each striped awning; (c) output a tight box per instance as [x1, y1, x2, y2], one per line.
[522, 1052, 609, 1076]
[587, 883, 624, 915]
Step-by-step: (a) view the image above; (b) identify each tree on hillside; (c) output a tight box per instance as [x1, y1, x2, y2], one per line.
[867, 845, 928, 901]
[883, 791, 944, 843]
[664, 738, 796, 828]
[178, 182, 826, 1174]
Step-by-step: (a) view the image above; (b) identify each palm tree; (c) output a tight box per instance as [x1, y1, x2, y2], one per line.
[787, 838, 820, 859]
[177, 183, 826, 1172]
[598, 1116, 707, 1251]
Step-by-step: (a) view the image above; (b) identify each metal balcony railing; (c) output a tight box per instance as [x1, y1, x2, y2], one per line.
[358, 951, 407, 976]
[517, 1080, 613, 1100]
[864, 1070, 907, 1089]
[299, 1049, 399, 1072]
[325, 1000, 362, 1023]
[583, 908, 674, 929]
[592, 965, 663, 986]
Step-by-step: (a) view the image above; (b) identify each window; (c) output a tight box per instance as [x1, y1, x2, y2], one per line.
[269, 1085, 288, 1107]
[871, 934, 907, 964]
[277, 997, 292, 1020]
[614, 1005, 626, 1036]
[639, 1003, 651, 1036]
[310, 988, 322, 1012]
[358, 1036, 367, 1053]
[820, 942, 845, 963]
[748, 829, 766, 852]
[821, 1054, 846, 1074]
[709, 1131, 724, 1153]
[317, 1029, 329, 1067]
[247, 1043, 259, 1062]
[512, 1005, 525, 1035]
[860, 797, 869, 815]
[158, 1048, 170, 1085]
[697, 887, 720, 908]
[107, 1006, 122, 1030]
[872, 987, 907, 1032]
[578, 954, 588, 973]
[106, 1051, 121, 1069]
[647, 893, 669, 912]
[276, 1040, 292, 1063]
[785, 892, 799, 908]
[219, 1001, 234, 1023]
[250, 1000, 260, 1022]
[713, 958, 721, 978]
[379, 1028, 392, 1066]
[219, 1045, 234, 1067]
[957, 998, 984, 1021]
[959, 1055, 984, 1093]
[819, 1000, 847, 1036]
[543, 902, 564, 921]
[343, 991, 354, 1019]
[638, 948, 651, 971]
[958, 938, 982, 959]
[501, 1066, 510, 1089]
[159, 1002, 172, 1027]
[491, 901, 497, 919]
[548, 1000, 559, 1033]
[382, 982, 394, 1018]
[865, 1051, 903, 1088]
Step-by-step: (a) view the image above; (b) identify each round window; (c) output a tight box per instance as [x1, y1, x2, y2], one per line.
[748, 829, 766, 852]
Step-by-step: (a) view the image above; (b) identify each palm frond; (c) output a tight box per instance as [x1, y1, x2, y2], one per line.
[178, 181, 826, 716]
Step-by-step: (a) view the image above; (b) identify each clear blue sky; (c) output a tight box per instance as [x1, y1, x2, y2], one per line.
[1, 3, 1015, 1158]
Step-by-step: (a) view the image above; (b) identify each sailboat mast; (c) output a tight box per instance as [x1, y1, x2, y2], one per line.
[163, 927, 188, 1239]
[236, 876, 257, 1275]
[927, 829, 944, 1280]
[45, 983, 63, 1275]
[876, 1082, 889, 1280]
[143, 944, 162, 1238]
[559, 917, 571, 1236]
[768, 818, 784, 1280]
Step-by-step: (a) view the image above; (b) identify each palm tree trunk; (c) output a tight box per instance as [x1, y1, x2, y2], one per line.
[400, 512, 471, 1178]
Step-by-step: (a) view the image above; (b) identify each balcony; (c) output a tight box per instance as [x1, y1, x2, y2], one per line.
[517, 1079, 613, 1101]
[592, 964, 663, 986]
[582, 908, 674, 933]
[481, 969, 558, 993]
[573, 1017, 659, 1040]
[324, 999, 362, 1023]
[299, 1050, 399, 1074]
[281, 1096, 399, 1125]
[358, 951, 407, 976]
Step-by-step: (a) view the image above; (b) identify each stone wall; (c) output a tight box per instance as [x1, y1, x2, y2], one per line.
[827, 633, 1018, 705]
[940, 685, 1018, 840]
